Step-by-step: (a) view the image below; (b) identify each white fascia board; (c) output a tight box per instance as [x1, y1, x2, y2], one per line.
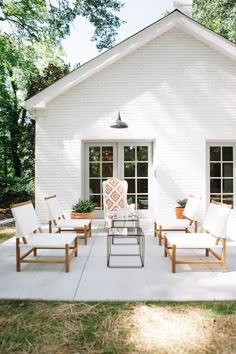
[24, 13, 177, 110]
[176, 16, 236, 61]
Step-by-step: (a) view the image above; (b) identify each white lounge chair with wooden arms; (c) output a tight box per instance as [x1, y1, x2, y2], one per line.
[10, 201, 78, 272]
[44, 195, 92, 245]
[154, 195, 201, 245]
[102, 177, 135, 227]
[164, 201, 232, 273]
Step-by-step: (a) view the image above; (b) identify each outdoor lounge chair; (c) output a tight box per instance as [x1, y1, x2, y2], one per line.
[102, 177, 135, 227]
[44, 195, 92, 245]
[154, 195, 201, 245]
[164, 201, 232, 273]
[10, 201, 78, 272]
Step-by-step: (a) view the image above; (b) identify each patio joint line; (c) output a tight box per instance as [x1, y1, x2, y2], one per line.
[73, 224, 101, 301]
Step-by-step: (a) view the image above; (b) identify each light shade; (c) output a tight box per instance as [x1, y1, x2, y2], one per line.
[110, 112, 128, 128]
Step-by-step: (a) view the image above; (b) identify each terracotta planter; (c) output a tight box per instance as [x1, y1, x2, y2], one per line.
[175, 207, 185, 219]
[71, 212, 93, 219]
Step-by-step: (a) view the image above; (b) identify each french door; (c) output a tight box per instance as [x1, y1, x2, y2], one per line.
[84, 142, 152, 217]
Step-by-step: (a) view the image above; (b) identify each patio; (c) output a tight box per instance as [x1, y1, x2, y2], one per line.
[1, 218, 236, 302]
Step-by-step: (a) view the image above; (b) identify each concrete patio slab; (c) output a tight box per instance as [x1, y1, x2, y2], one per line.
[0, 219, 236, 301]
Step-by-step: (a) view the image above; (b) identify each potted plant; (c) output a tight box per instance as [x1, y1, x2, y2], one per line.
[175, 198, 188, 219]
[71, 199, 95, 219]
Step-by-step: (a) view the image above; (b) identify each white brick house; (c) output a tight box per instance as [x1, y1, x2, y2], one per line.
[25, 5, 236, 222]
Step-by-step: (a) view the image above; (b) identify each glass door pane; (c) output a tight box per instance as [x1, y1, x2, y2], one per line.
[120, 144, 151, 210]
[85, 143, 117, 215]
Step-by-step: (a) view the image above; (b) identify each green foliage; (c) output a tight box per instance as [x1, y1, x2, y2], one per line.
[193, 0, 236, 43]
[0, 0, 125, 50]
[176, 198, 188, 208]
[0, 177, 34, 208]
[72, 199, 95, 213]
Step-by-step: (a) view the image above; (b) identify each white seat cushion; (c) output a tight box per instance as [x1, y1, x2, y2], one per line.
[166, 233, 220, 248]
[20, 233, 77, 248]
[57, 219, 91, 228]
[155, 219, 190, 229]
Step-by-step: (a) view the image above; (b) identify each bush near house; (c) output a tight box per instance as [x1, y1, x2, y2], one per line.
[0, 177, 34, 208]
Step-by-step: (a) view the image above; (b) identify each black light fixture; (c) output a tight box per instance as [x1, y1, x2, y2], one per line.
[110, 111, 128, 128]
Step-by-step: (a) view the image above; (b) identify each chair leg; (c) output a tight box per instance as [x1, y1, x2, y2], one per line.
[49, 221, 52, 233]
[87, 221, 92, 237]
[65, 244, 70, 272]
[221, 238, 226, 272]
[16, 238, 21, 272]
[164, 236, 168, 257]
[74, 237, 78, 257]
[84, 225, 87, 245]
[154, 221, 157, 237]
[194, 221, 198, 233]
[206, 248, 209, 257]
[33, 248, 37, 256]
[172, 245, 176, 273]
[159, 225, 162, 246]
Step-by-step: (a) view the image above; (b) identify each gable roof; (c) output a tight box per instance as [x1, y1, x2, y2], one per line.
[25, 9, 236, 112]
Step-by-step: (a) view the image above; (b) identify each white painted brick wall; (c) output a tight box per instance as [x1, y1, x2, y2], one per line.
[35, 28, 236, 223]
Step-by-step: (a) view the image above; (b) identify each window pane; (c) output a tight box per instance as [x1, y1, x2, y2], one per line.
[102, 147, 113, 161]
[89, 179, 100, 194]
[137, 163, 148, 177]
[90, 195, 101, 209]
[223, 147, 233, 161]
[210, 194, 221, 203]
[126, 179, 135, 193]
[210, 147, 221, 161]
[137, 195, 148, 209]
[223, 179, 233, 193]
[137, 179, 148, 193]
[124, 162, 135, 177]
[102, 163, 113, 177]
[124, 146, 135, 161]
[137, 146, 148, 161]
[89, 147, 100, 161]
[127, 194, 135, 205]
[210, 163, 221, 177]
[223, 195, 233, 205]
[90, 163, 100, 177]
[210, 179, 221, 193]
[223, 163, 233, 177]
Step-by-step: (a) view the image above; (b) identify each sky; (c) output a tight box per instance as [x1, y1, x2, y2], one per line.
[63, 0, 174, 66]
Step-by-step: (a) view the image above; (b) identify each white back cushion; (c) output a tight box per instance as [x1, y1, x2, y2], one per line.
[11, 203, 40, 237]
[45, 196, 63, 220]
[183, 195, 201, 221]
[226, 209, 236, 241]
[202, 202, 232, 237]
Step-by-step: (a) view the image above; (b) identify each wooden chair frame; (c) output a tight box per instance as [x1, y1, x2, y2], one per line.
[154, 219, 197, 246]
[45, 195, 92, 245]
[164, 201, 232, 273]
[154, 195, 201, 245]
[11, 201, 78, 272]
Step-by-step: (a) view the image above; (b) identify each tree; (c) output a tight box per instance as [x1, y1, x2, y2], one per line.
[0, 1, 124, 206]
[193, 0, 236, 43]
[0, 0, 125, 50]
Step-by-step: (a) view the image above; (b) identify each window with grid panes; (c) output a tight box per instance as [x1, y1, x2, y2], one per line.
[209, 146, 233, 205]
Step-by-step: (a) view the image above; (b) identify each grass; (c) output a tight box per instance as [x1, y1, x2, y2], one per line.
[0, 226, 15, 244]
[0, 301, 236, 353]
[0, 229, 236, 353]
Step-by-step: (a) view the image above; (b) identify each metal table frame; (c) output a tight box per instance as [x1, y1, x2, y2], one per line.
[107, 218, 145, 268]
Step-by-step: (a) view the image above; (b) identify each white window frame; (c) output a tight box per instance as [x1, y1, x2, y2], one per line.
[207, 142, 236, 206]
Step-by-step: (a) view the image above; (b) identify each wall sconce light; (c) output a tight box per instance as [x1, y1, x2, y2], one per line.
[110, 112, 128, 128]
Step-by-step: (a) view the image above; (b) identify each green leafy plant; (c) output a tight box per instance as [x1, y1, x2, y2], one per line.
[176, 198, 188, 208]
[72, 199, 95, 213]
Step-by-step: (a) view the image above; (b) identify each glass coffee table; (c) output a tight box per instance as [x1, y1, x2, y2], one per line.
[107, 217, 145, 268]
